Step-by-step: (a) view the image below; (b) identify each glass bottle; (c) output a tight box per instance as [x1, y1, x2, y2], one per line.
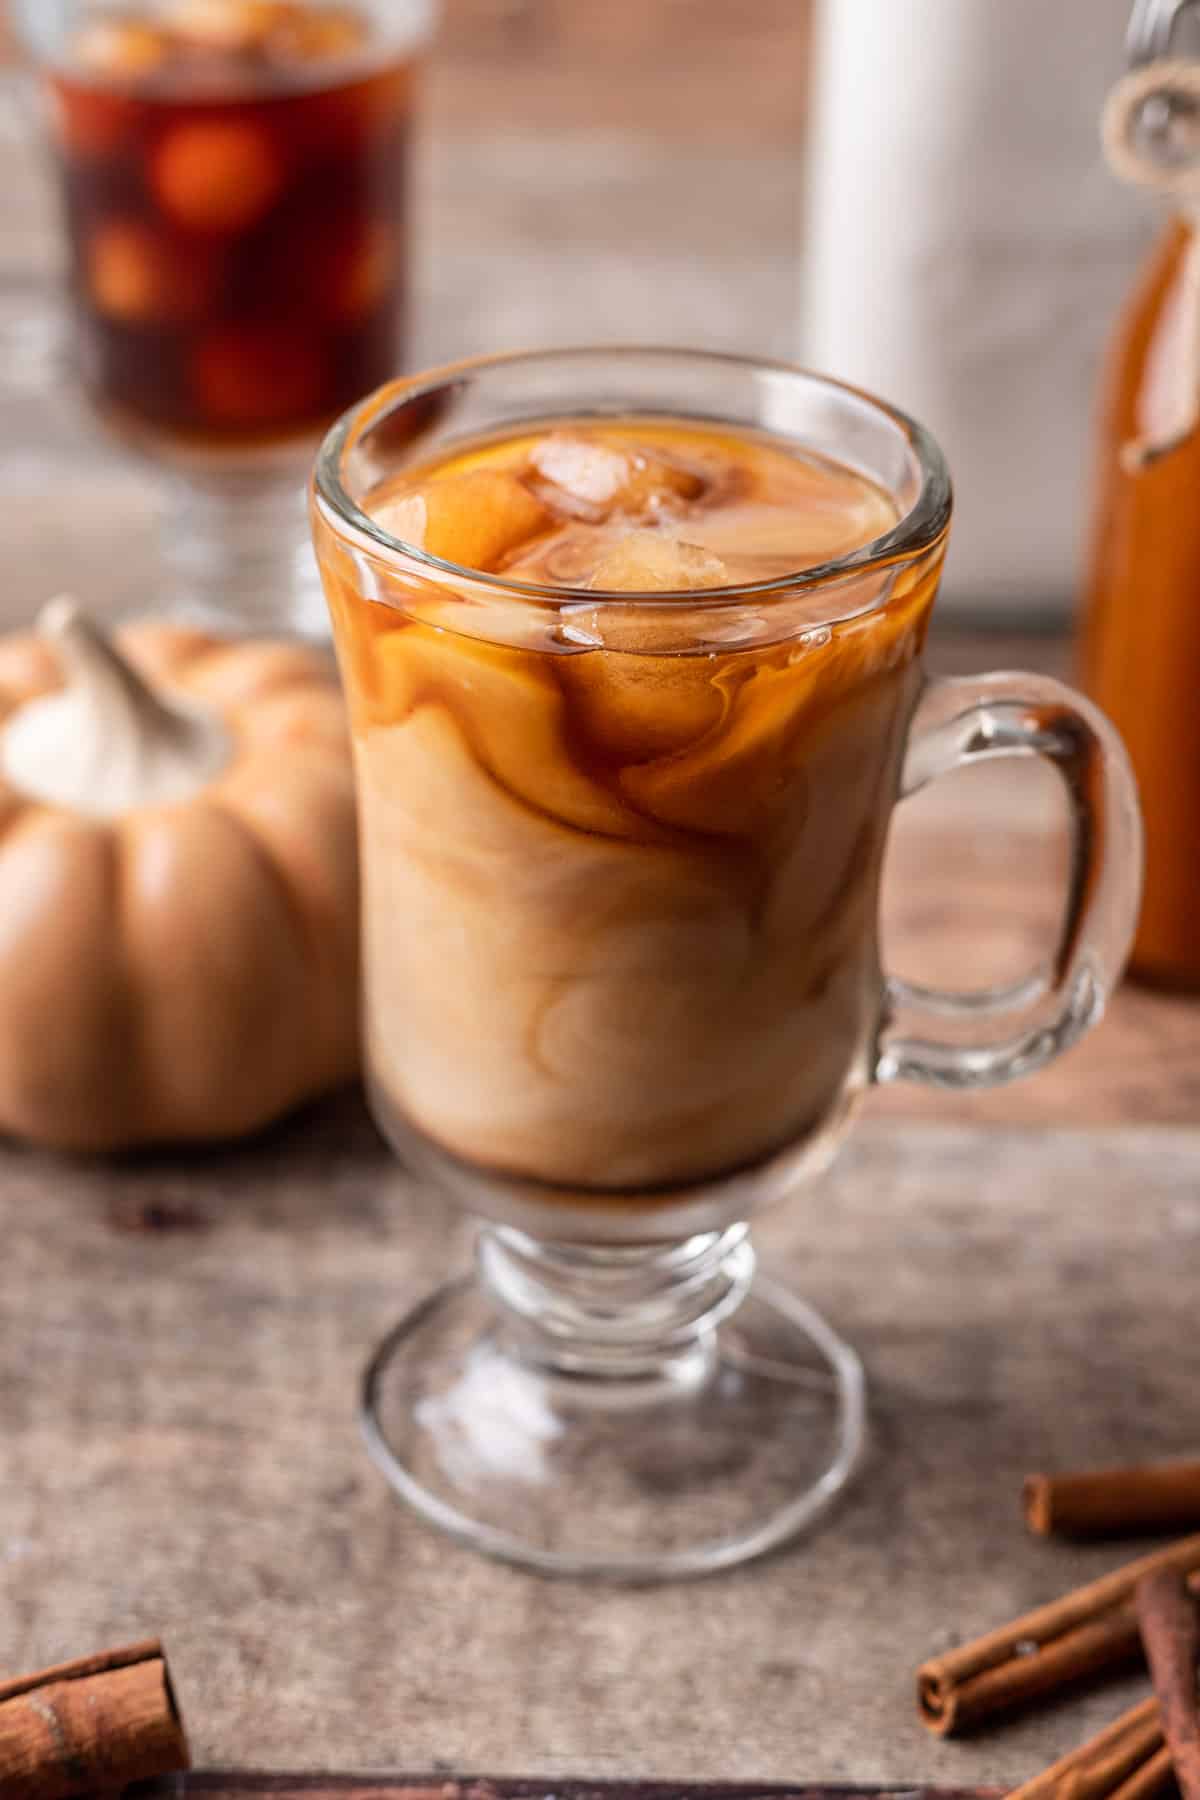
[1082, 3, 1200, 986]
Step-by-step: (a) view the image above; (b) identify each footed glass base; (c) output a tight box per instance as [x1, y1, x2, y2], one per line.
[361, 1227, 866, 1582]
[161, 466, 328, 640]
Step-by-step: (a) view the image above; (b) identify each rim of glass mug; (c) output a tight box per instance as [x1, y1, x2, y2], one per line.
[311, 346, 953, 613]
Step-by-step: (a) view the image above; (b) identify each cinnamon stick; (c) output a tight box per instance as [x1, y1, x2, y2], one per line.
[1137, 1567, 1200, 1800]
[0, 1639, 189, 1800]
[919, 1531, 1200, 1735]
[1107, 1744, 1177, 1800]
[1004, 1694, 1166, 1800]
[1027, 1462, 1200, 1539]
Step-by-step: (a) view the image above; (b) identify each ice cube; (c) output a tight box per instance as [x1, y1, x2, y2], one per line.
[502, 523, 618, 588]
[191, 324, 327, 427]
[586, 532, 729, 593]
[168, 0, 296, 52]
[371, 490, 426, 549]
[74, 16, 170, 77]
[50, 81, 140, 159]
[530, 435, 630, 515]
[267, 4, 369, 62]
[152, 118, 285, 232]
[86, 219, 214, 324]
[682, 497, 897, 577]
[558, 640, 728, 764]
[529, 433, 704, 522]
[317, 220, 394, 322]
[543, 533, 734, 766]
[621, 657, 816, 833]
[366, 471, 551, 572]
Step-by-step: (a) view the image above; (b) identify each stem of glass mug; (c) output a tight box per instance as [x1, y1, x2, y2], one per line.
[159, 466, 329, 639]
[476, 1223, 756, 1396]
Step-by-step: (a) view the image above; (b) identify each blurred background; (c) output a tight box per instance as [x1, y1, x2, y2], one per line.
[0, 1, 812, 356]
[0, 0, 822, 613]
[417, 0, 809, 358]
[0, 0, 1160, 622]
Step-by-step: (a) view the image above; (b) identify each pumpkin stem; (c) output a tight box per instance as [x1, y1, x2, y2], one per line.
[0, 597, 232, 818]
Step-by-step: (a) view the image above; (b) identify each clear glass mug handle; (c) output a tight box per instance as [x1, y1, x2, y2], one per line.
[877, 672, 1144, 1089]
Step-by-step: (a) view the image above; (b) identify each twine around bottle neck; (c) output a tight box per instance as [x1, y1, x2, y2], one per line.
[1103, 56, 1200, 467]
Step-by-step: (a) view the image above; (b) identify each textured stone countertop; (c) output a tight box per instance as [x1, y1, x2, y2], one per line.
[4, 1099, 1200, 1786]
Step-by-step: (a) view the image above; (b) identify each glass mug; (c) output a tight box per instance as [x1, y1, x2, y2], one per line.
[312, 349, 1142, 1580]
[14, 0, 435, 634]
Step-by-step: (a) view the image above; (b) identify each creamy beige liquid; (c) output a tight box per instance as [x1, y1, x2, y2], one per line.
[318, 420, 942, 1218]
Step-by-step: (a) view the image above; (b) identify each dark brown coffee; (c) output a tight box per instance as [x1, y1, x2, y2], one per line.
[46, 0, 413, 449]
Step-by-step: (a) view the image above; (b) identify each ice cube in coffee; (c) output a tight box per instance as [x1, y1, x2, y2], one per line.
[46, 0, 413, 448]
[315, 418, 943, 1230]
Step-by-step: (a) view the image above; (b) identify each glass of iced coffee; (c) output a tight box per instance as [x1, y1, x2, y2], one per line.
[312, 349, 1142, 1579]
[15, 0, 432, 633]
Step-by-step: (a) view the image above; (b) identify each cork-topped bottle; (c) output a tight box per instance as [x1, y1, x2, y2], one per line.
[1082, 215, 1200, 986]
[1083, 6, 1200, 986]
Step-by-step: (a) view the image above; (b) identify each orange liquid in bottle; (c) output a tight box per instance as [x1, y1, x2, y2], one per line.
[1082, 215, 1200, 988]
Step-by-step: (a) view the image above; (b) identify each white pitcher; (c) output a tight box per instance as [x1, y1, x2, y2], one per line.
[800, 0, 1151, 620]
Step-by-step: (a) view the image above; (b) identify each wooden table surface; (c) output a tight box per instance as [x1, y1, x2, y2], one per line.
[138, 1782, 997, 1798]
[1, 21, 1199, 1793]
